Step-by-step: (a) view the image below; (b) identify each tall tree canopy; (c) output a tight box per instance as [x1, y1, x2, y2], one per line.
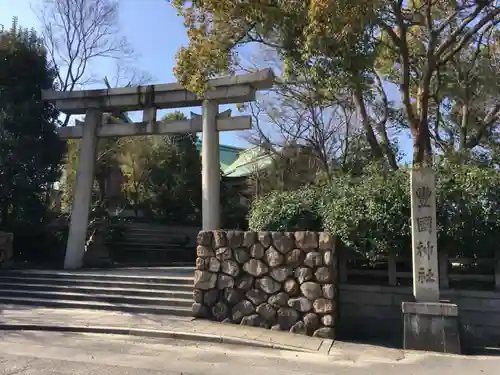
[0, 18, 65, 226]
[172, 0, 500, 165]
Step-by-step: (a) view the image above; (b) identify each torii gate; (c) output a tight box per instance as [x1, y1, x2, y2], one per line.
[42, 69, 274, 269]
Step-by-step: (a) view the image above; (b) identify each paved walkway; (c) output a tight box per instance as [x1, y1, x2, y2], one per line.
[0, 305, 334, 354]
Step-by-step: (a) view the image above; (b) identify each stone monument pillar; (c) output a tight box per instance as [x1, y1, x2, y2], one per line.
[402, 167, 461, 353]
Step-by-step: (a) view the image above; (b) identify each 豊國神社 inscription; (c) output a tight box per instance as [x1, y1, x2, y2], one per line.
[410, 168, 439, 302]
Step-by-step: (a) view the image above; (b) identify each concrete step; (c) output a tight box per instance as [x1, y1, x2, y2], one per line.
[0, 282, 193, 299]
[0, 289, 193, 307]
[112, 262, 195, 268]
[122, 224, 199, 232]
[0, 271, 194, 285]
[110, 243, 193, 251]
[0, 276, 193, 291]
[120, 230, 194, 237]
[0, 296, 193, 315]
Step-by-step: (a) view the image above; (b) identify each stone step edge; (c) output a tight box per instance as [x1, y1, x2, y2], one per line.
[0, 289, 193, 303]
[0, 272, 194, 281]
[0, 275, 193, 285]
[0, 296, 193, 312]
[0, 323, 313, 353]
[0, 278, 193, 290]
[0, 282, 194, 295]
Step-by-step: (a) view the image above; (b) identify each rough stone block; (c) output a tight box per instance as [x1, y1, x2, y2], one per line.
[286, 249, 303, 265]
[197, 231, 213, 247]
[196, 245, 215, 257]
[256, 276, 281, 294]
[246, 289, 267, 305]
[213, 231, 228, 248]
[295, 267, 313, 284]
[288, 297, 312, 312]
[232, 300, 255, 321]
[221, 260, 240, 277]
[217, 274, 234, 289]
[318, 232, 335, 250]
[234, 248, 250, 264]
[270, 266, 291, 282]
[242, 231, 257, 248]
[295, 231, 318, 250]
[227, 230, 244, 248]
[258, 232, 272, 249]
[194, 270, 217, 290]
[272, 232, 294, 254]
[224, 288, 243, 305]
[243, 258, 268, 277]
[236, 274, 254, 290]
[216, 247, 232, 261]
[256, 303, 277, 323]
[250, 243, 265, 259]
[264, 246, 284, 267]
[304, 252, 323, 268]
[301, 282, 322, 300]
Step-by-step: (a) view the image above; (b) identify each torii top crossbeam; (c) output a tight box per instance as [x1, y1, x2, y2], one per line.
[41, 69, 274, 114]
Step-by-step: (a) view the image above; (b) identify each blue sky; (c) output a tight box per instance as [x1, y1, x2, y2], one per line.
[0, 0, 412, 159]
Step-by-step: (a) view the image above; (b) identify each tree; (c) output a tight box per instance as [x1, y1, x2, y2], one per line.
[423, 27, 500, 163]
[0, 18, 65, 226]
[241, 47, 359, 177]
[142, 112, 202, 223]
[375, 0, 500, 164]
[35, 0, 140, 126]
[172, 0, 398, 168]
[119, 136, 156, 215]
[172, 0, 500, 165]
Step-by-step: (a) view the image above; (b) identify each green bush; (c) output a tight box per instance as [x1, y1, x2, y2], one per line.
[248, 188, 323, 232]
[319, 163, 411, 259]
[248, 162, 500, 260]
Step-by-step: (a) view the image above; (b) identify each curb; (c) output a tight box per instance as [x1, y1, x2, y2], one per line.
[0, 323, 314, 353]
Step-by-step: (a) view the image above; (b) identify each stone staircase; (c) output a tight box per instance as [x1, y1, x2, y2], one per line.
[108, 223, 199, 266]
[0, 268, 194, 316]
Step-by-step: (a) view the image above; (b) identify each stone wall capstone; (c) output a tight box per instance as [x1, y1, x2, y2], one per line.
[193, 230, 337, 338]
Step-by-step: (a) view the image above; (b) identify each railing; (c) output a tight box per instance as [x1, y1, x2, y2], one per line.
[339, 249, 500, 291]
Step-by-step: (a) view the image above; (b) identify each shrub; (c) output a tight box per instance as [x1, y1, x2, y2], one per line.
[248, 162, 500, 260]
[248, 187, 323, 232]
[319, 163, 411, 259]
[5, 221, 67, 267]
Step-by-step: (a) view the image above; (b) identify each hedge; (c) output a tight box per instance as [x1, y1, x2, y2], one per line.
[248, 163, 500, 259]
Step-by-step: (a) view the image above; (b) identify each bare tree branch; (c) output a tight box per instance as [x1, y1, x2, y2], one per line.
[34, 0, 136, 126]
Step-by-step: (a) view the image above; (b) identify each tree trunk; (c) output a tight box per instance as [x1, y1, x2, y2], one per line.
[352, 86, 385, 161]
[412, 119, 433, 165]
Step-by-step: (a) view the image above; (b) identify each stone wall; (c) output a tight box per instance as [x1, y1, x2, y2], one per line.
[193, 230, 337, 338]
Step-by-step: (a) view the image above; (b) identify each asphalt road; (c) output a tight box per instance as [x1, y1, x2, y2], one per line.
[0, 330, 499, 375]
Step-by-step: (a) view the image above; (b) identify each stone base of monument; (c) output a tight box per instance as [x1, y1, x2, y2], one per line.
[402, 302, 461, 354]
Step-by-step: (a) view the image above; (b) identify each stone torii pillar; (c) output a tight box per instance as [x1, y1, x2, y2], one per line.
[192, 107, 232, 230]
[64, 109, 101, 269]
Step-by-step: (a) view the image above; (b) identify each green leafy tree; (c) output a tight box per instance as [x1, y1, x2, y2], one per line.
[172, 0, 500, 165]
[119, 136, 156, 215]
[143, 112, 202, 223]
[0, 18, 65, 226]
